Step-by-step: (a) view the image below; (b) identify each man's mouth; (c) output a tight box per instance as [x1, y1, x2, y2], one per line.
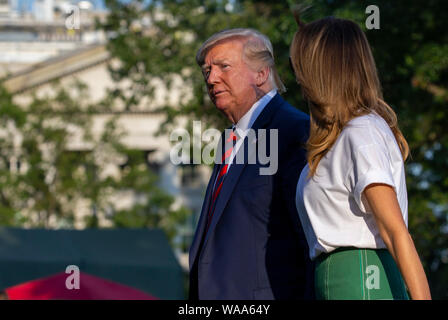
[213, 90, 226, 96]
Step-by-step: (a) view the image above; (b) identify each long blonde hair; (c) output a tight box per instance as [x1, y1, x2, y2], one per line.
[289, 15, 409, 177]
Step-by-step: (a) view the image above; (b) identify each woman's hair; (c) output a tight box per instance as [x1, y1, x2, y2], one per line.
[289, 13, 409, 177]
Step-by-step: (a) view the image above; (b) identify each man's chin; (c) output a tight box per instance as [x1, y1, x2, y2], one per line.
[213, 99, 228, 112]
[213, 103, 233, 121]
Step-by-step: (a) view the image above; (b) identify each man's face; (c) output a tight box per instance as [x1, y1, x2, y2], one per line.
[202, 40, 259, 123]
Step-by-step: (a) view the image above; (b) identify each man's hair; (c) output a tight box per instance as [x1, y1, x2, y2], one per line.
[196, 28, 286, 93]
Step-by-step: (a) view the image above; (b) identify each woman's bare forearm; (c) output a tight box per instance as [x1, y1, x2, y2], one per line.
[384, 229, 431, 299]
[364, 184, 431, 300]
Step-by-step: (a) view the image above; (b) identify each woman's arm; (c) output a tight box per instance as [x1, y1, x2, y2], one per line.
[364, 183, 431, 300]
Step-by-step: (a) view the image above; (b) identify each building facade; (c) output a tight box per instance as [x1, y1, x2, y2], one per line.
[0, 4, 210, 271]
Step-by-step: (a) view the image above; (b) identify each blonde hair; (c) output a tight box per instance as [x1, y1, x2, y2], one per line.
[196, 28, 286, 93]
[289, 15, 409, 177]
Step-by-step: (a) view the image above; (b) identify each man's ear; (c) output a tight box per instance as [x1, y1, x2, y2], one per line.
[255, 66, 270, 86]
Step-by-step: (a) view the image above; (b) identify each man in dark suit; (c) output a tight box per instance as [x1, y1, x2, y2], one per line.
[189, 28, 313, 300]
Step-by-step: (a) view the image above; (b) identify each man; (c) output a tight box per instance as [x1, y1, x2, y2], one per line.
[189, 28, 313, 300]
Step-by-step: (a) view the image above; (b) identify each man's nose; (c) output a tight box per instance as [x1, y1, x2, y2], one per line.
[207, 67, 220, 85]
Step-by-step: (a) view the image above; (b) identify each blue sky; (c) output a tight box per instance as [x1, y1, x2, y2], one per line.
[16, 0, 106, 12]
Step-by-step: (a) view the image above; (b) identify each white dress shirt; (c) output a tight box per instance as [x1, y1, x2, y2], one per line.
[295, 112, 408, 260]
[226, 89, 277, 173]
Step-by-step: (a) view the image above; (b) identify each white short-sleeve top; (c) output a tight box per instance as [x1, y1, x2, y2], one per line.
[295, 112, 408, 260]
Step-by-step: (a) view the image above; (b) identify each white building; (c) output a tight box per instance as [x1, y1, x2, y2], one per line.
[0, 10, 210, 271]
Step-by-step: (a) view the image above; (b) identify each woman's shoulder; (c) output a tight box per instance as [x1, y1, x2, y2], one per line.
[340, 112, 393, 150]
[345, 112, 387, 128]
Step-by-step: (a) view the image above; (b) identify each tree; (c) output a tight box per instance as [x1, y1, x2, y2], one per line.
[100, 0, 448, 298]
[0, 80, 189, 249]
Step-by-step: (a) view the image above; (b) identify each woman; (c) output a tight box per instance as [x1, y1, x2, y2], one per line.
[290, 14, 431, 300]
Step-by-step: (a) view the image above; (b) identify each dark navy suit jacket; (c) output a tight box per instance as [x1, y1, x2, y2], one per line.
[189, 94, 313, 300]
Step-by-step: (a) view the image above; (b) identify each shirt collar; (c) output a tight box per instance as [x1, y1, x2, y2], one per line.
[234, 89, 277, 137]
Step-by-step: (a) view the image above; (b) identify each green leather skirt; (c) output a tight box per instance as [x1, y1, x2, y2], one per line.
[315, 247, 409, 300]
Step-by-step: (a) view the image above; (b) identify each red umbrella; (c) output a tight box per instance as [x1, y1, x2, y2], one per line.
[4, 271, 158, 300]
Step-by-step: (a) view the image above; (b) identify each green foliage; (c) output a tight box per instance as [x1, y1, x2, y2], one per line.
[101, 0, 448, 297]
[0, 81, 189, 249]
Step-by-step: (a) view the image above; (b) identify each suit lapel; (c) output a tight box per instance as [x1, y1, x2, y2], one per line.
[198, 93, 282, 257]
[188, 148, 222, 269]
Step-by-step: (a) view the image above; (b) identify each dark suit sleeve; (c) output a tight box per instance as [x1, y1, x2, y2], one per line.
[278, 115, 315, 299]
[278, 118, 309, 240]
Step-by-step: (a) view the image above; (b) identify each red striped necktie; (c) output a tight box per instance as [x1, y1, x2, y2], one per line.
[205, 128, 239, 233]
